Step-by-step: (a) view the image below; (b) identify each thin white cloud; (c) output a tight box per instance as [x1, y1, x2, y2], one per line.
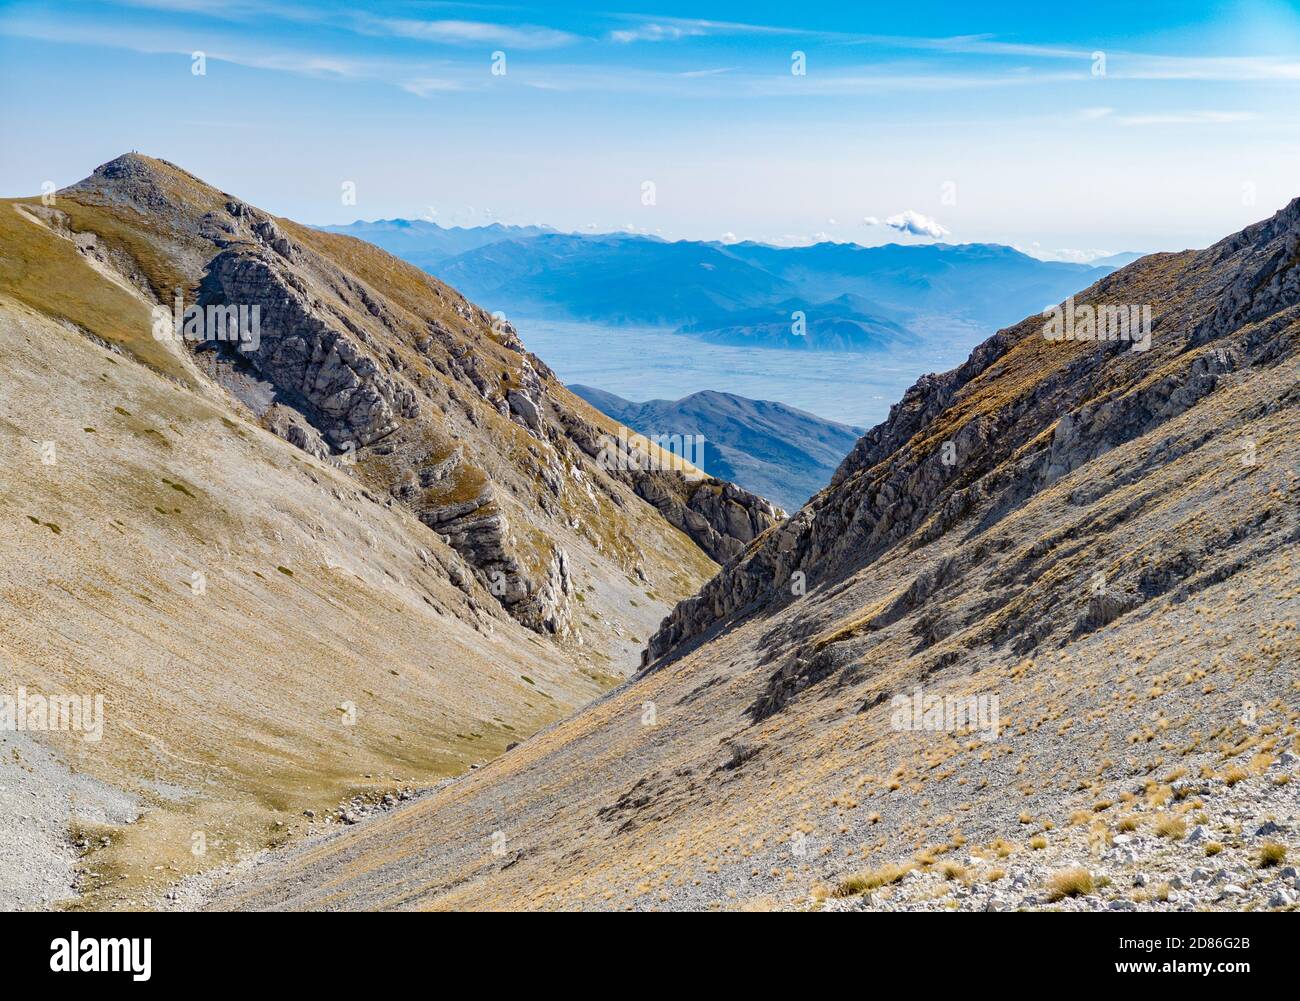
[884, 210, 950, 239]
[402, 77, 466, 97]
[610, 22, 706, 44]
[1110, 54, 1300, 81]
[750, 69, 1089, 96]
[0, 15, 478, 91]
[366, 17, 578, 49]
[1021, 246, 1118, 264]
[11, 7, 1300, 104]
[608, 16, 802, 44]
[1114, 111, 1259, 126]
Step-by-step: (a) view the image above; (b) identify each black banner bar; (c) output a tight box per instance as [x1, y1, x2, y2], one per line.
[0, 911, 1284, 985]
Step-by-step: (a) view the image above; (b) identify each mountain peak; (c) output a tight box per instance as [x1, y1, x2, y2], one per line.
[66, 151, 228, 215]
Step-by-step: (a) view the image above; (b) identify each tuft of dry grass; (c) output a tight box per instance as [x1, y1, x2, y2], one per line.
[1046, 868, 1095, 901]
[1257, 842, 1286, 868]
[1029, 835, 1047, 850]
[1154, 814, 1187, 840]
[1205, 842, 1224, 857]
[1223, 765, 1249, 787]
[832, 862, 910, 898]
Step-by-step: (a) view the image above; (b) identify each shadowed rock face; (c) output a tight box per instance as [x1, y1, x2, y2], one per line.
[628, 474, 780, 566]
[203, 247, 418, 449]
[59, 153, 778, 637]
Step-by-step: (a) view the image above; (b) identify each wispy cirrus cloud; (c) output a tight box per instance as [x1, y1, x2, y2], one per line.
[362, 17, 579, 49]
[1113, 110, 1260, 126]
[0, 14, 487, 95]
[401, 76, 467, 97]
[6, 4, 1298, 107]
[678, 67, 733, 78]
[104, 0, 582, 48]
[607, 15, 804, 44]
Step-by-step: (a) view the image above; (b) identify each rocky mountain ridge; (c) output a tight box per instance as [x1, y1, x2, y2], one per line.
[55, 154, 779, 639]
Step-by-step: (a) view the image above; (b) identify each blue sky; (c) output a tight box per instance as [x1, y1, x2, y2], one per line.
[2, 0, 1299, 258]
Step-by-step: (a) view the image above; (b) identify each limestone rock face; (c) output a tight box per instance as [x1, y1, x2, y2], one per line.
[202, 249, 416, 449]
[631, 474, 780, 565]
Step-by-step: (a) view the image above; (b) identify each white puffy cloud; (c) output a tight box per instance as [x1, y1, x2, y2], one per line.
[884, 210, 950, 239]
[862, 215, 880, 226]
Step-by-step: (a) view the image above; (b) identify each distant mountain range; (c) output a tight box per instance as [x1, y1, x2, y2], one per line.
[317, 218, 557, 273]
[679, 292, 911, 351]
[570, 386, 863, 510]
[324, 219, 1134, 352]
[1090, 251, 1146, 268]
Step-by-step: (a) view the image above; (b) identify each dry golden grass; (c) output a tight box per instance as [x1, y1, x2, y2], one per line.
[1046, 868, 1095, 901]
[1257, 842, 1286, 868]
[1223, 765, 1250, 787]
[1154, 814, 1187, 840]
[0, 202, 192, 382]
[832, 862, 910, 897]
[940, 862, 966, 881]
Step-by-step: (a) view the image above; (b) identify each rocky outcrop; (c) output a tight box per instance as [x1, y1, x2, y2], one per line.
[1189, 196, 1300, 347]
[631, 474, 779, 565]
[201, 249, 418, 449]
[420, 489, 573, 635]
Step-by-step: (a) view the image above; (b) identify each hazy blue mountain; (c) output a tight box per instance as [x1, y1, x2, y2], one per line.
[712, 240, 1111, 329]
[571, 385, 863, 510]
[316, 219, 556, 272]
[679, 292, 911, 351]
[1090, 251, 1146, 268]
[325, 220, 1118, 351]
[437, 233, 799, 325]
